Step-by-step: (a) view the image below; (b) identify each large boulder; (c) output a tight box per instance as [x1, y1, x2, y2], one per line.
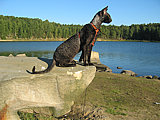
[0, 56, 96, 120]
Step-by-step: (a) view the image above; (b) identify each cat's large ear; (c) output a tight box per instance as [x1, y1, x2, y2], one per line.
[102, 6, 108, 15]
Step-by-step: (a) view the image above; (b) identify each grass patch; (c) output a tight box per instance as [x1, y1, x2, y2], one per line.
[17, 111, 37, 120]
[17, 111, 56, 120]
[75, 72, 160, 120]
[105, 107, 127, 116]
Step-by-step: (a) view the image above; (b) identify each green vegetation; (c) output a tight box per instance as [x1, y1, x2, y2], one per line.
[0, 51, 53, 58]
[17, 111, 55, 120]
[18, 72, 160, 120]
[0, 15, 82, 40]
[77, 72, 160, 120]
[0, 15, 160, 41]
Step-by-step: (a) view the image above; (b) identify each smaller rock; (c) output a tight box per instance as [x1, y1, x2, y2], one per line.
[138, 76, 143, 78]
[158, 77, 160, 80]
[16, 54, 26, 57]
[152, 76, 159, 79]
[90, 51, 101, 64]
[8, 54, 14, 57]
[143, 75, 153, 79]
[117, 67, 123, 69]
[93, 63, 112, 72]
[121, 70, 137, 77]
[154, 102, 160, 105]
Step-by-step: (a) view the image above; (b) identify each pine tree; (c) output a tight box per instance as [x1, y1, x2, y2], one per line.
[0, 15, 159, 41]
[0, 19, 6, 39]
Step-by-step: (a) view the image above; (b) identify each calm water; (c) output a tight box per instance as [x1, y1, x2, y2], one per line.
[0, 41, 160, 76]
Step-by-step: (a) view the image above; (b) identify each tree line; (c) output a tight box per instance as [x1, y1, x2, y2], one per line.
[0, 15, 160, 41]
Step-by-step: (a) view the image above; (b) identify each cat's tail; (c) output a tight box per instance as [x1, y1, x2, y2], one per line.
[26, 59, 56, 74]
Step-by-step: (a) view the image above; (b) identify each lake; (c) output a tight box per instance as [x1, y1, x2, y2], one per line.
[0, 41, 160, 77]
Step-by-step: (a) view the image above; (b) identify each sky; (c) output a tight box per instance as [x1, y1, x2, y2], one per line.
[0, 0, 160, 26]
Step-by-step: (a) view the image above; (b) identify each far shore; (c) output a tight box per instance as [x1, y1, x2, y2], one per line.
[0, 38, 159, 42]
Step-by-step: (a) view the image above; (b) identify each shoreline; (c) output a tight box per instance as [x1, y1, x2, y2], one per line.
[0, 38, 66, 42]
[0, 38, 159, 42]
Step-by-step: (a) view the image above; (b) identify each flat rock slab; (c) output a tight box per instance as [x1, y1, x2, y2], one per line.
[0, 56, 96, 120]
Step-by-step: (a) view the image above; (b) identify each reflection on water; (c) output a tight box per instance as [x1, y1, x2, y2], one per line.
[0, 41, 160, 76]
